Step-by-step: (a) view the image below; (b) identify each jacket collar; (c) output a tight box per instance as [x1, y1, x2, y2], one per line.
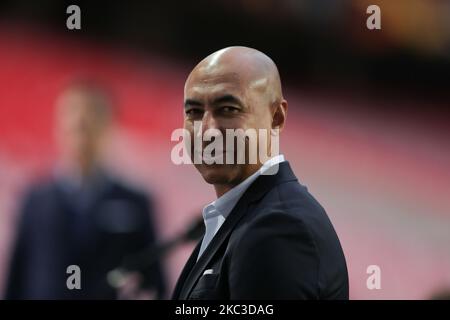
[173, 161, 298, 299]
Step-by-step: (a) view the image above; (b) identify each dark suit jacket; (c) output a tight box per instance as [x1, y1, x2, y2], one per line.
[5, 173, 166, 299]
[172, 162, 348, 300]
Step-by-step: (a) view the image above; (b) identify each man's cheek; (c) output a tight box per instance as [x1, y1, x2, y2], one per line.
[179, 126, 194, 160]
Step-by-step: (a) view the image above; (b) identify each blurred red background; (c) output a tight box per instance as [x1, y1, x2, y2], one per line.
[1, 0, 449, 299]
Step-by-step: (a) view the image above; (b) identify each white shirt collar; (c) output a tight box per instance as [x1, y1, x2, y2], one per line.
[203, 154, 286, 220]
[197, 154, 285, 261]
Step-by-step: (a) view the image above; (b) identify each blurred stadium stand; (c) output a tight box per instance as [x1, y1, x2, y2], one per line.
[0, 0, 449, 299]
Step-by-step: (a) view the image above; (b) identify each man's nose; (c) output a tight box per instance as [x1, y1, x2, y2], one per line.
[202, 110, 220, 131]
[201, 111, 223, 142]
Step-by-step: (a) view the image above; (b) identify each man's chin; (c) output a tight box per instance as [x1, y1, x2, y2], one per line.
[196, 164, 236, 185]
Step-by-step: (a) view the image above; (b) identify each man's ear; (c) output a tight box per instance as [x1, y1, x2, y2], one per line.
[272, 99, 288, 132]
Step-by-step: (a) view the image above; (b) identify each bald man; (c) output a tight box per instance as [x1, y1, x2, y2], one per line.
[172, 47, 348, 300]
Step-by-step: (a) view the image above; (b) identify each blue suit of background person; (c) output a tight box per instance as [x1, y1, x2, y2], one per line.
[5, 170, 166, 300]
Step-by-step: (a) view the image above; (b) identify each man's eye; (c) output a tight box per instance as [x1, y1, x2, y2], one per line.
[185, 109, 203, 117]
[221, 106, 239, 113]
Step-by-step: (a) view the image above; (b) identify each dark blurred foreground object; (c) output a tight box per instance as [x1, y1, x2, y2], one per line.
[429, 288, 450, 300]
[107, 215, 204, 291]
[4, 80, 166, 299]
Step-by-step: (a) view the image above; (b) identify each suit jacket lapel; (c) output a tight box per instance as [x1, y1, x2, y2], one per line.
[176, 162, 298, 299]
[172, 241, 202, 299]
[178, 198, 251, 300]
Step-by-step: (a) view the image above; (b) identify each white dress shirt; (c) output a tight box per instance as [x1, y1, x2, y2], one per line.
[197, 154, 285, 261]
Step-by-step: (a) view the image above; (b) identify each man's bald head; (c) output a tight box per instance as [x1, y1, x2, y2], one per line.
[183, 47, 288, 196]
[185, 46, 283, 108]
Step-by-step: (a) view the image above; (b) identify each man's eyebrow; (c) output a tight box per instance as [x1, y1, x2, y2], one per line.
[184, 99, 203, 108]
[212, 94, 243, 107]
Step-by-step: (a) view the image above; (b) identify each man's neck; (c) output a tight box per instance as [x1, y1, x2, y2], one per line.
[214, 184, 234, 198]
[213, 164, 262, 198]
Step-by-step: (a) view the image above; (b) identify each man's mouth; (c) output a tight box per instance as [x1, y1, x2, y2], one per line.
[194, 149, 228, 163]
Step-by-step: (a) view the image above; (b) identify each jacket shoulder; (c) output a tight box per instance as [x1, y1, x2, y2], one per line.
[232, 180, 349, 298]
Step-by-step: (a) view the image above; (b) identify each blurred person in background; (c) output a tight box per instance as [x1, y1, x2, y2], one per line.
[5, 80, 166, 299]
